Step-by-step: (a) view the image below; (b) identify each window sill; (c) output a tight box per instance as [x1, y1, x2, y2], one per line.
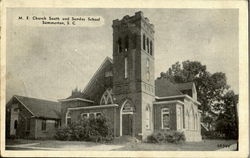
[162, 128, 170, 130]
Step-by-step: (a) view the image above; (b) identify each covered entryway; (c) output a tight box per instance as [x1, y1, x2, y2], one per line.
[120, 99, 135, 136]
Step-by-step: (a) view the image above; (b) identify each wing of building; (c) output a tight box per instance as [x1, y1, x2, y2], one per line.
[6, 11, 202, 142]
[6, 95, 61, 139]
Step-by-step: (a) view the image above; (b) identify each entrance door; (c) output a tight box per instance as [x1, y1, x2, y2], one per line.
[122, 114, 133, 135]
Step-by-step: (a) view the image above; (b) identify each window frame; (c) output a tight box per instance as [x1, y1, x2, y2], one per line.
[41, 119, 46, 131]
[66, 111, 71, 126]
[146, 38, 149, 53]
[150, 41, 153, 55]
[124, 35, 129, 51]
[117, 37, 122, 53]
[95, 112, 102, 118]
[143, 34, 146, 50]
[177, 106, 182, 130]
[124, 57, 128, 79]
[81, 113, 89, 120]
[161, 108, 170, 129]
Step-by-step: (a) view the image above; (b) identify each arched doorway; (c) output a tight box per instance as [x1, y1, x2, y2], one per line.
[120, 100, 135, 136]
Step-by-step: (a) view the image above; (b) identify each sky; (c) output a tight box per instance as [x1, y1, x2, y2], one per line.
[6, 8, 239, 101]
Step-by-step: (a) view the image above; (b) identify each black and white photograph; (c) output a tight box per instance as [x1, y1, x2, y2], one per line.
[0, 0, 248, 157]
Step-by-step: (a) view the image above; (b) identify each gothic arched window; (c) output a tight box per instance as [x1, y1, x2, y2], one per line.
[66, 111, 71, 126]
[143, 34, 146, 50]
[100, 89, 113, 105]
[117, 37, 122, 53]
[125, 35, 129, 51]
[146, 38, 149, 53]
[124, 57, 128, 78]
[150, 41, 153, 55]
[189, 108, 195, 130]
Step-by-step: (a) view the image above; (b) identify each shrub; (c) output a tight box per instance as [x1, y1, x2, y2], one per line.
[55, 115, 114, 143]
[147, 130, 186, 144]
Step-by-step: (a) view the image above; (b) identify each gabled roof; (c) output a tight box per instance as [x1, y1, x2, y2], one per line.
[155, 79, 183, 97]
[9, 95, 61, 119]
[63, 57, 113, 103]
[82, 56, 113, 95]
[175, 82, 194, 91]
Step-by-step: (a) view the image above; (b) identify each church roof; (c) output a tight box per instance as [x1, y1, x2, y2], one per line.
[9, 95, 61, 119]
[66, 56, 196, 101]
[155, 79, 183, 97]
[175, 82, 194, 91]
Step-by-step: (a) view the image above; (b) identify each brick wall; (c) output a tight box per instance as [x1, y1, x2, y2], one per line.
[153, 103, 177, 131]
[61, 101, 92, 125]
[35, 119, 59, 139]
[69, 107, 117, 136]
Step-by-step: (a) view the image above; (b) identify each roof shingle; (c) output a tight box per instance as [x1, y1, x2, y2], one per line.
[155, 79, 183, 97]
[174, 82, 194, 91]
[14, 95, 61, 119]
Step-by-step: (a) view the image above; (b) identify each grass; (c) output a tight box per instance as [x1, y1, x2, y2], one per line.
[112, 139, 237, 151]
[6, 139, 237, 151]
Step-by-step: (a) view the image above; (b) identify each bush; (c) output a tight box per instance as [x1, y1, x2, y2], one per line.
[147, 130, 186, 144]
[55, 115, 114, 143]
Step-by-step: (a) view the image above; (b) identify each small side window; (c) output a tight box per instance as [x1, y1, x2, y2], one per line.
[41, 120, 46, 131]
[143, 34, 146, 50]
[161, 108, 170, 129]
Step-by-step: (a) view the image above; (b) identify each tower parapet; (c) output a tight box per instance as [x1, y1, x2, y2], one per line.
[112, 11, 154, 34]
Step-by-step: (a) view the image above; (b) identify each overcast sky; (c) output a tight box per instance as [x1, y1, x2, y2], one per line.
[6, 8, 239, 101]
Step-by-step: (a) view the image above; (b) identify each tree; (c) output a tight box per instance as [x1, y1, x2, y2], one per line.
[158, 60, 230, 131]
[215, 90, 238, 139]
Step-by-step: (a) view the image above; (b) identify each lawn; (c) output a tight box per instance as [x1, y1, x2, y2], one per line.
[112, 139, 237, 151]
[6, 139, 237, 151]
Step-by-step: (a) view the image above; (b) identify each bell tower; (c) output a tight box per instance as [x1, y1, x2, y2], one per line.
[112, 11, 155, 140]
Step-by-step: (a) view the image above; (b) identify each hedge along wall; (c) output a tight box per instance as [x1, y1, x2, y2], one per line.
[68, 106, 117, 136]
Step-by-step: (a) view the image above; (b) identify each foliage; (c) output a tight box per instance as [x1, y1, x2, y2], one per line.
[214, 91, 238, 139]
[147, 130, 186, 144]
[158, 61, 230, 124]
[158, 60, 238, 139]
[55, 115, 114, 143]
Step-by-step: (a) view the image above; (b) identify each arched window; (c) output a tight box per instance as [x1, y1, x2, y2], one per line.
[150, 41, 153, 55]
[145, 105, 151, 129]
[143, 34, 146, 50]
[124, 57, 128, 78]
[125, 35, 129, 51]
[189, 108, 195, 130]
[66, 111, 71, 126]
[177, 107, 182, 130]
[161, 108, 170, 129]
[100, 89, 113, 105]
[146, 38, 149, 53]
[117, 38, 122, 53]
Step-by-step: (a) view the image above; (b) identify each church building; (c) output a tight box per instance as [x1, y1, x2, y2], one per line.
[6, 11, 202, 141]
[59, 11, 202, 141]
